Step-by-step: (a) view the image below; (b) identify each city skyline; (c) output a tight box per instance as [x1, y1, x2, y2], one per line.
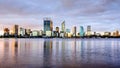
[0, 0, 120, 33]
[0, 19, 120, 35]
[1, 21, 120, 37]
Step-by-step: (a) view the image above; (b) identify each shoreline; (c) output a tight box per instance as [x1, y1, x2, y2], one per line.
[1, 37, 120, 39]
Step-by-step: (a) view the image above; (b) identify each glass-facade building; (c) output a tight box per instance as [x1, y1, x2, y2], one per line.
[44, 19, 53, 34]
[80, 26, 84, 36]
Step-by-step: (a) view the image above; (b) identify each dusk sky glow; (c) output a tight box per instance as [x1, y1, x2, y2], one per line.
[0, 0, 120, 32]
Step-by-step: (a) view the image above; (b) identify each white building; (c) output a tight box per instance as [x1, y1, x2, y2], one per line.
[19, 28, 25, 36]
[60, 31, 65, 38]
[32, 30, 39, 36]
[46, 31, 52, 37]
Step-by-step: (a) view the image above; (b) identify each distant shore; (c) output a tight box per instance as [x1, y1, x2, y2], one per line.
[1, 36, 120, 38]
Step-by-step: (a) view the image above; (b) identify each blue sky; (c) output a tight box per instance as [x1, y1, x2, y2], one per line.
[0, 0, 120, 32]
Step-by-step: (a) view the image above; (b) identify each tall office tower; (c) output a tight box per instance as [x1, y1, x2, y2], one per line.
[13, 25, 19, 36]
[20, 27, 25, 36]
[61, 21, 65, 32]
[72, 26, 77, 37]
[115, 30, 119, 36]
[43, 18, 53, 34]
[56, 27, 59, 33]
[4, 28, 10, 36]
[87, 25, 91, 36]
[80, 26, 84, 36]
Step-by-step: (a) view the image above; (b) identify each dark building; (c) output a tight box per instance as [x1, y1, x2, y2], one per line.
[13, 25, 19, 36]
[43, 18, 53, 34]
[72, 26, 77, 37]
[4, 28, 10, 36]
[56, 27, 59, 33]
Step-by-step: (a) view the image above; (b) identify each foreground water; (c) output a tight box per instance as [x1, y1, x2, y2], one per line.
[0, 38, 120, 68]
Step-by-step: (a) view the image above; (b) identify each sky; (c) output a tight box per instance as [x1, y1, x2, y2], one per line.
[0, 0, 120, 33]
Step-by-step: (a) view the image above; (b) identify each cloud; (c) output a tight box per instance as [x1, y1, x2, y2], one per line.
[0, 0, 120, 32]
[0, 0, 119, 16]
[0, 0, 60, 15]
[59, 0, 120, 16]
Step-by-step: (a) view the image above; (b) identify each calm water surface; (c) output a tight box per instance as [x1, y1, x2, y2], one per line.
[0, 38, 120, 68]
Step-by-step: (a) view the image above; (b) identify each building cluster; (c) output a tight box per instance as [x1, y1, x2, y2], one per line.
[2, 18, 120, 38]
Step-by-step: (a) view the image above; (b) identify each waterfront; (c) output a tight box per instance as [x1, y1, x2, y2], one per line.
[0, 38, 120, 68]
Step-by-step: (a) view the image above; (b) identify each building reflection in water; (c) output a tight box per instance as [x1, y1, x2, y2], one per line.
[12, 39, 18, 64]
[3, 39, 9, 58]
[43, 39, 53, 67]
[14, 39, 18, 56]
[1, 39, 19, 67]
[0, 38, 120, 68]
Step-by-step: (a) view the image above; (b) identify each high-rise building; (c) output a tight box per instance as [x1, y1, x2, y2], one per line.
[80, 26, 84, 37]
[72, 26, 77, 37]
[19, 27, 25, 36]
[61, 21, 65, 32]
[25, 29, 27, 35]
[87, 25, 91, 36]
[115, 30, 119, 36]
[43, 18, 53, 34]
[13, 25, 19, 36]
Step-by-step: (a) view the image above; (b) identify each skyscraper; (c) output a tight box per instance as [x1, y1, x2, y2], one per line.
[43, 18, 53, 34]
[19, 27, 25, 36]
[87, 25, 91, 36]
[80, 26, 84, 37]
[13, 25, 19, 36]
[72, 26, 77, 37]
[61, 21, 65, 32]
[115, 30, 119, 36]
